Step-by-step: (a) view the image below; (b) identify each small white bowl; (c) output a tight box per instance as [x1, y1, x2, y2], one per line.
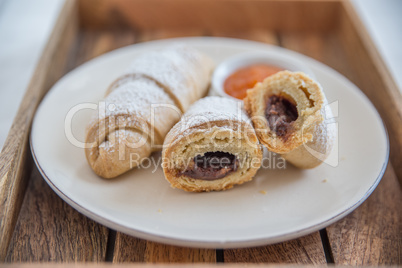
[211, 51, 315, 100]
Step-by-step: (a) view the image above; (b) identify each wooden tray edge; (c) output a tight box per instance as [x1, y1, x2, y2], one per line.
[0, 0, 75, 260]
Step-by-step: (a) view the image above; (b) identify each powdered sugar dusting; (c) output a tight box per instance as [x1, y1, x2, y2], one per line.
[164, 97, 253, 147]
[86, 76, 181, 151]
[125, 44, 214, 111]
[184, 96, 249, 126]
[90, 78, 175, 124]
[106, 74, 147, 96]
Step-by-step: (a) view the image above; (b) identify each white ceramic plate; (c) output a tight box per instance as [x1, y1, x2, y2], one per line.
[31, 37, 388, 248]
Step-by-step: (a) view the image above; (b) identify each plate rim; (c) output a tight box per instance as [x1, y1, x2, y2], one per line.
[30, 36, 390, 248]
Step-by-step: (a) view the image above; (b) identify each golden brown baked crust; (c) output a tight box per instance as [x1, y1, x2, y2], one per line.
[244, 71, 336, 169]
[162, 97, 263, 192]
[85, 45, 214, 178]
[85, 77, 179, 178]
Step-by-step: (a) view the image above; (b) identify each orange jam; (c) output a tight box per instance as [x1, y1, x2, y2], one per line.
[224, 64, 283, 99]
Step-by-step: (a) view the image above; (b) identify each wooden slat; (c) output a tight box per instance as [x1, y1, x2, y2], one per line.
[279, 21, 401, 266]
[279, 28, 401, 184]
[5, 168, 109, 262]
[78, 0, 341, 32]
[136, 29, 208, 43]
[113, 234, 147, 262]
[0, 264, 351, 268]
[326, 164, 402, 265]
[3, 0, 399, 263]
[111, 28, 216, 263]
[208, 29, 327, 264]
[4, 25, 137, 262]
[277, 3, 402, 185]
[0, 0, 77, 261]
[337, 1, 402, 184]
[209, 29, 278, 44]
[144, 242, 216, 263]
[339, 0, 402, 118]
[113, 233, 216, 263]
[69, 29, 137, 68]
[278, 31, 348, 73]
[225, 233, 326, 264]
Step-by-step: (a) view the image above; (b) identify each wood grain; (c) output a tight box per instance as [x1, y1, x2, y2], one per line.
[101, 20, 328, 266]
[78, 0, 340, 32]
[338, 1, 402, 184]
[136, 29, 207, 43]
[0, 264, 343, 268]
[2, 0, 401, 263]
[209, 29, 277, 44]
[279, 28, 401, 185]
[144, 242, 216, 263]
[110, 29, 216, 263]
[224, 233, 326, 264]
[208, 29, 327, 264]
[279, 17, 401, 266]
[4, 15, 138, 263]
[0, 0, 78, 261]
[113, 233, 216, 263]
[326, 164, 402, 265]
[112, 234, 147, 262]
[68, 29, 136, 69]
[5, 167, 109, 262]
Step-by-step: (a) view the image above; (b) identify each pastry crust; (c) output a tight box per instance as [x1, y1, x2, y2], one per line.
[162, 97, 263, 192]
[85, 78, 179, 178]
[124, 44, 214, 112]
[85, 45, 214, 178]
[244, 71, 336, 169]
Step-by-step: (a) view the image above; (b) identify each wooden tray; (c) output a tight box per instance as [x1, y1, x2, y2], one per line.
[1, 0, 401, 264]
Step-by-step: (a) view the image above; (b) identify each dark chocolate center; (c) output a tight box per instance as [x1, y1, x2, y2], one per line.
[181, 152, 238, 180]
[265, 95, 298, 138]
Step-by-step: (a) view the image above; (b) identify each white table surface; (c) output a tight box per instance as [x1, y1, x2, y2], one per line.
[0, 0, 401, 150]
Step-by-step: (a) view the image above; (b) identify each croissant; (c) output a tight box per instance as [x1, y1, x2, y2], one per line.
[162, 96, 263, 192]
[244, 71, 336, 169]
[85, 45, 214, 178]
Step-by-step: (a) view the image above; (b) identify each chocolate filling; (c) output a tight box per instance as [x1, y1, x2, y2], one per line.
[265, 95, 298, 139]
[181, 151, 238, 180]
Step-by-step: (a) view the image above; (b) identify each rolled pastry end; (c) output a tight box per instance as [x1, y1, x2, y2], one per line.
[85, 76, 181, 178]
[162, 123, 263, 192]
[244, 71, 325, 153]
[85, 129, 151, 179]
[244, 71, 335, 168]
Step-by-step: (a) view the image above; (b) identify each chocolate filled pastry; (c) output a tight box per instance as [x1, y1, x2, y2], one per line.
[244, 71, 336, 169]
[162, 96, 263, 192]
[85, 45, 214, 178]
